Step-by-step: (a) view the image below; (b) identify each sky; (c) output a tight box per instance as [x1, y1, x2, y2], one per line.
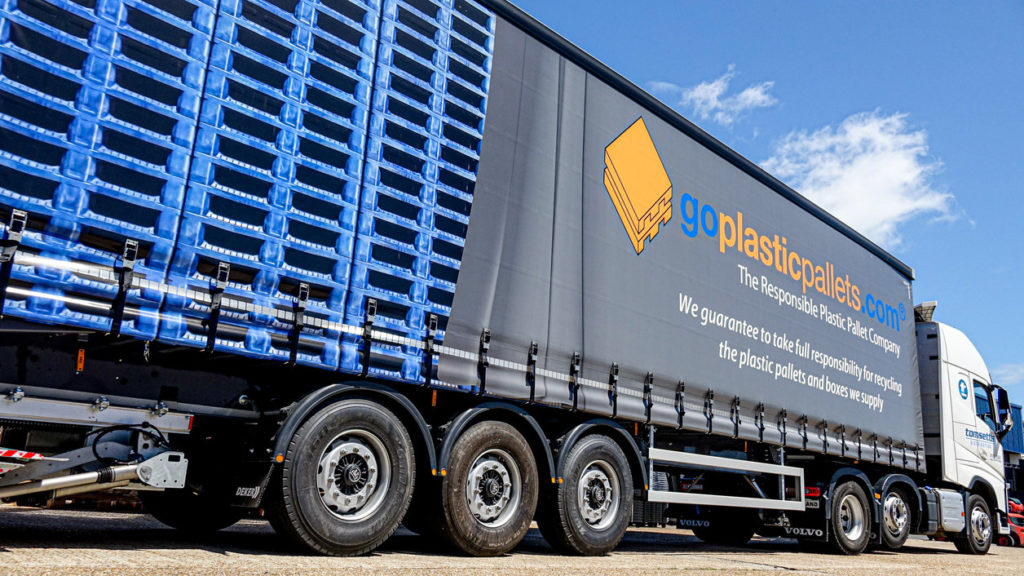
[510, 0, 1024, 399]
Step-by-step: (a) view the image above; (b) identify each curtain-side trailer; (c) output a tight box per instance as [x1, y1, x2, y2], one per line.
[0, 0, 1013, 557]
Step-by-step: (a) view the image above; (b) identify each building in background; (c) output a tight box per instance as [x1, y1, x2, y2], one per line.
[1003, 404, 1024, 498]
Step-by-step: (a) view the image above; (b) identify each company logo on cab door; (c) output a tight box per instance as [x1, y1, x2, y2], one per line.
[604, 117, 673, 254]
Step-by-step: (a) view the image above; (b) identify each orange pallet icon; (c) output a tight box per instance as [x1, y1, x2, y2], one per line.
[604, 118, 673, 254]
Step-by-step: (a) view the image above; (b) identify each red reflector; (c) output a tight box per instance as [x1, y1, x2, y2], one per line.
[805, 487, 822, 498]
[187, 415, 194, 431]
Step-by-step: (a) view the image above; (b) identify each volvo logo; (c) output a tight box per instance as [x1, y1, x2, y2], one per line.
[783, 527, 824, 537]
[679, 519, 711, 528]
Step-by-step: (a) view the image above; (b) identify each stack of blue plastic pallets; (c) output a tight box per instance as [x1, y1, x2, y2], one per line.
[0, 0, 215, 338]
[343, 0, 492, 381]
[0, 0, 495, 382]
[159, 0, 380, 369]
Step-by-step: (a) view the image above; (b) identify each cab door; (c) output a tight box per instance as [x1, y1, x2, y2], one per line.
[948, 366, 1004, 485]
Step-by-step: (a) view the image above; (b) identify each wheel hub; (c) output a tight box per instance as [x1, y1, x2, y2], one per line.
[317, 432, 390, 522]
[971, 505, 992, 547]
[883, 492, 909, 536]
[466, 449, 521, 526]
[577, 461, 619, 530]
[483, 475, 503, 500]
[838, 494, 865, 541]
[337, 455, 368, 492]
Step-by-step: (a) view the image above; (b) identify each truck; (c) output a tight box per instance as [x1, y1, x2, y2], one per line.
[0, 0, 1013, 558]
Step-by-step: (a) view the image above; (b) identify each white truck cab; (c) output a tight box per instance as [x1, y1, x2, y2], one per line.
[916, 304, 1013, 546]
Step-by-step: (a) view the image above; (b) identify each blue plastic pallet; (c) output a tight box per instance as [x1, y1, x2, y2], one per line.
[340, 330, 424, 380]
[206, 14, 375, 112]
[211, 0, 378, 80]
[178, 193, 356, 280]
[358, 152, 474, 251]
[347, 266, 447, 325]
[162, 205, 350, 368]
[159, 196, 354, 356]
[0, 0, 215, 338]
[355, 181, 465, 272]
[159, 284, 345, 369]
[200, 94, 367, 163]
[158, 299, 346, 369]
[375, 37, 489, 124]
[192, 124, 363, 195]
[341, 287, 444, 383]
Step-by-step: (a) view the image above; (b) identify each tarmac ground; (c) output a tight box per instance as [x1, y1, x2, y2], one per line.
[1, 505, 1022, 575]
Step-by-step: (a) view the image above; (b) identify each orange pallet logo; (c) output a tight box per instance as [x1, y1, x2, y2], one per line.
[604, 117, 673, 254]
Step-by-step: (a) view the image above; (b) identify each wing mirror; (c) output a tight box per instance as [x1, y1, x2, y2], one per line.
[994, 385, 1013, 440]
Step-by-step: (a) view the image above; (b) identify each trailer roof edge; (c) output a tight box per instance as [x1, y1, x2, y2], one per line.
[480, 0, 915, 282]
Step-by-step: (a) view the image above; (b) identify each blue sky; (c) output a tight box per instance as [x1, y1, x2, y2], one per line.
[511, 0, 1024, 399]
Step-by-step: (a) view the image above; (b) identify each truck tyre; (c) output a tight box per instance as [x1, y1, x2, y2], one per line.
[954, 494, 992, 554]
[829, 481, 871, 555]
[879, 486, 912, 550]
[141, 488, 244, 533]
[537, 435, 633, 555]
[266, 399, 415, 556]
[690, 508, 757, 546]
[438, 421, 538, 556]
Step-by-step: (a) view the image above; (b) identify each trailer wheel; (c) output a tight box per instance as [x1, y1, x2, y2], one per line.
[879, 487, 912, 550]
[266, 399, 414, 556]
[439, 421, 538, 556]
[954, 494, 992, 554]
[141, 488, 243, 533]
[829, 481, 871, 555]
[537, 435, 632, 555]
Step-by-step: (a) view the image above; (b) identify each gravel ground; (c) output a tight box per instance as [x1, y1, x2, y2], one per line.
[1, 505, 1022, 575]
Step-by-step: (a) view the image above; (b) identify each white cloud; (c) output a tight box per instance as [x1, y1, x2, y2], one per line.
[648, 65, 777, 127]
[993, 363, 1024, 388]
[761, 111, 953, 248]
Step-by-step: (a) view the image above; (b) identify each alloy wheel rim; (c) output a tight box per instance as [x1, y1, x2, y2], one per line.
[577, 459, 620, 530]
[971, 505, 992, 548]
[838, 493, 866, 541]
[465, 448, 522, 527]
[316, 429, 391, 522]
[883, 492, 909, 537]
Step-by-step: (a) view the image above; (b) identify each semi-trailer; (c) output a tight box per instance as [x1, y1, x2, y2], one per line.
[0, 0, 1013, 557]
